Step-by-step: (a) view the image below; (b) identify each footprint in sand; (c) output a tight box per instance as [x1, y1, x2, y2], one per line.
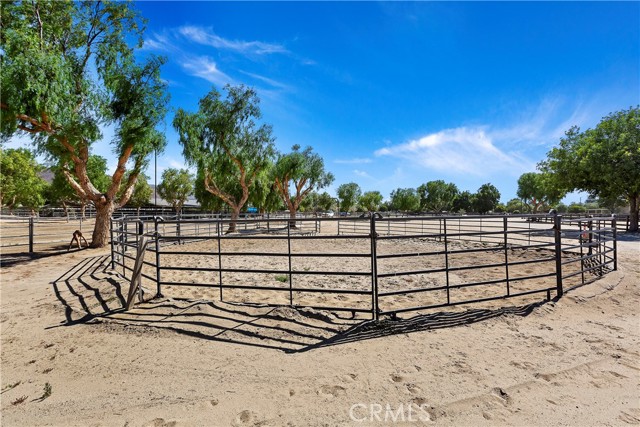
[232, 410, 260, 426]
[317, 384, 346, 399]
[142, 418, 178, 427]
[390, 373, 405, 383]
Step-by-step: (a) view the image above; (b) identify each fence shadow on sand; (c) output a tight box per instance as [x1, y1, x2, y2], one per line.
[49, 257, 552, 353]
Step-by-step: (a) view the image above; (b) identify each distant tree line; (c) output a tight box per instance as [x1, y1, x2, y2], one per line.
[2, 2, 637, 246]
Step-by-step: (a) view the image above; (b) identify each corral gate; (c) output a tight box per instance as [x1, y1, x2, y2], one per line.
[110, 214, 617, 320]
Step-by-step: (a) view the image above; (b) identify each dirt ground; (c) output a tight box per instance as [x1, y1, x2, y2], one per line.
[0, 231, 638, 426]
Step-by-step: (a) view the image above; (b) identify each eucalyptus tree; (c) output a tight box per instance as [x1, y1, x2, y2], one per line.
[389, 188, 420, 212]
[417, 180, 459, 212]
[272, 145, 334, 226]
[48, 155, 110, 217]
[473, 183, 501, 214]
[358, 191, 383, 212]
[173, 85, 275, 232]
[516, 172, 563, 214]
[540, 107, 640, 231]
[0, 148, 48, 214]
[157, 168, 193, 214]
[125, 173, 152, 215]
[1, 1, 168, 246]
[337, 182, 362, 213]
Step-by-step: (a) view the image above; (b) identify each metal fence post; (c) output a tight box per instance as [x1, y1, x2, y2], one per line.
[370, 214, 379, 320]
[110, 218, 115, 270]
[554, 214, 563, 298]
[155, 218, 162, 298]
[503, 216, 510, 296]
[443, 218, 450, 304]
[612, 215, 617, 271]
[288, 224, 293, 305]
[28, 216, 34, 254]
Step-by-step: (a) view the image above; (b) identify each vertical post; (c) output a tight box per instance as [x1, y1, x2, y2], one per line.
[579, 220, 585, 286]
[443, 218, 450, 305]
[553, 214, 563, 298]
[287, 223, 293, 305]
[370, 214, 379, 320]
[28, 216, 34, 254]
[217, 220, 223, 302]
[110, 218, 115, 270]
[612, 216, 617, 271]
[154, 219, 162, 297]
[503, 216, 510, 296]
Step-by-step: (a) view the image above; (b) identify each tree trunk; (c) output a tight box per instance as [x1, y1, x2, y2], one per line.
[289, 208, 297, 229]
[227, 206, 241, 234]
[91, 201, 115, 248]
[629, 195, 639, 232]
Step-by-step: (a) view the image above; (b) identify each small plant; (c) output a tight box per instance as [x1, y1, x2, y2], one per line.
[2, 381, 21, 392]
[275, 275, 288, 283]
[11, 395, 28, 405]
[40, 382, 52, 400]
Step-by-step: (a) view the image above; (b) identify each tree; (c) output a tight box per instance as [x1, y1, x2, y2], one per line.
[540, 107, 640, 231]
[516, 172, 564, 214]
[316, 192, 335, 212]
[389, 188, 420, 212]
[272, 145, 334, 226]
[452, 190, 473, 213]
[0, 148, 48, 214]
[358, 191, 383, 212]
[173, 85, 275, 232]
[473, 183, 501, 214]
[337, 182, 362, 213]
[1, 1, 168, 246]
[48, 155, 110, 217]
[505, 198, 526, 214]
[125, 173, 152, 214]
[157, 168, 193, 214]
[417, 180, 459, 212]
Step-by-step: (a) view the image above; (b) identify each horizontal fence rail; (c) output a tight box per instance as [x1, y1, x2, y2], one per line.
[110, 213, 618, 319]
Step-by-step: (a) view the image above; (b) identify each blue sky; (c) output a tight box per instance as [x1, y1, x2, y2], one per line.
[19, 1, 640, 204]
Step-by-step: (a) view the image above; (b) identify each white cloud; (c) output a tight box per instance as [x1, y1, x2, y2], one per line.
[335, 158, 373, 164]
[353, 169, 373, 179]
[375, 127, 535, 177]
[238, 70, 288, 90]
[181, 56, 233, 86]
[179, 26, 288, 55]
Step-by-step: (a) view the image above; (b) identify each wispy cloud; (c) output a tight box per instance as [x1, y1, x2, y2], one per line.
[181, 56, 233, 86]
[375, 127, 535, 177]
[238, 70, 288, 90]
[353, 169, 373, 179]
[179, 26, 288, 55]
[335, 158, 373, 164]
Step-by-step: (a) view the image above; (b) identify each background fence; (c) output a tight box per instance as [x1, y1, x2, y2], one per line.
[111, 213, 617, 319]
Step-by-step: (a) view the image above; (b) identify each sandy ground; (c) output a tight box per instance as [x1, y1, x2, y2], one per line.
[1, 232, 639, 426]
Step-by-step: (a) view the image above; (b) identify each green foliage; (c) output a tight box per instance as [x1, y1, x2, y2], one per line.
[1, 1, 168, 245]
[505, 198, 527, 214]
[0, 147, 48, 211]
[157, 168, 193, 213]
[452, 190, 473, 213]
[473, 183, 501, 214]
[359, 191, 383, 212]
[126, 173, 152, 209]
[389, 188, 420, 212]
[272, 145, 334, 217]
[316, 192, 335, 211]
[173, 85, 275, 219]
[48, 155, 109, 210]
[516, 172, 564, 213]
[567, 202, 586, 214]
[337, 182, 362, 212]
[417, 180, 459, 212]
[540, 107, 640, 231]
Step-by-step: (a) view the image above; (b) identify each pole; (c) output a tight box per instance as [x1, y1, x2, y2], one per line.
[553, 213, 563, 298]
[28, 216, 34, 254]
